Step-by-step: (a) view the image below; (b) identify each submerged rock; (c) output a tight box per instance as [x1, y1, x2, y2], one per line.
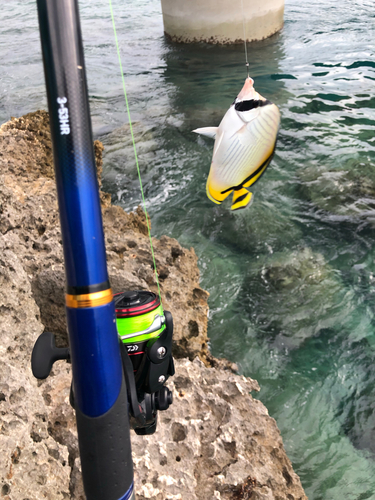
[0, 111, 307, 499]
[100, 121, 159, 182]
[241, 247, 342, 350]
[298, 156, 375, 222]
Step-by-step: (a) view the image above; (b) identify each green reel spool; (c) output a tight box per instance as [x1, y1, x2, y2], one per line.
[114, 291, 165, 372]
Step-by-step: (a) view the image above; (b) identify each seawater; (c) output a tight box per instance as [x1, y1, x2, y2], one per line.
[1, 1, 375, 498]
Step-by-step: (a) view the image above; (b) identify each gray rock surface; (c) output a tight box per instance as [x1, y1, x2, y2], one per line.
[0, 111, 307, 499]
[48, 359, 306, 500]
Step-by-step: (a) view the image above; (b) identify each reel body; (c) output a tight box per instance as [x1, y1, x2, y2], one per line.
[114, 290, 175, 434]
[114, 291, 165, 375]
[31, 290, 175, 436]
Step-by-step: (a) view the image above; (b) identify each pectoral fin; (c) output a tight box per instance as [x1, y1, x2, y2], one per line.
[193, 127, 218, 140]
[231, 188, 253, 211]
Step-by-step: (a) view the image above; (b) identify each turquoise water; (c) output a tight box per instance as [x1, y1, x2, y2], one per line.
[1, 1, 375, 498]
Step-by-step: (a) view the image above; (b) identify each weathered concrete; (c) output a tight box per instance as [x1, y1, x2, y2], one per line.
[161, 0, 284, 44]
[0, 111, 307, 499]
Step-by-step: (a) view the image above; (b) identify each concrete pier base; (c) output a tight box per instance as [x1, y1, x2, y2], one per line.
[161, 0, 284, 44]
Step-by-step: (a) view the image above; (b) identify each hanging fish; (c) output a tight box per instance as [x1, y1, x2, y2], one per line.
[193, 77, 280, 211]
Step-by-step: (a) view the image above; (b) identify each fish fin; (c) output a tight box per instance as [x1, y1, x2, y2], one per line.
[206, 189, 222, 205]
[206, 182, 225, 204]
[231, 188, 253, 211]
[206, 173, 232, 204]
[193, 127, 218, 140]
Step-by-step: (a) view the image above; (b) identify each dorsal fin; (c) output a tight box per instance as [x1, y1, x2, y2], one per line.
[192, 127, 218, 140]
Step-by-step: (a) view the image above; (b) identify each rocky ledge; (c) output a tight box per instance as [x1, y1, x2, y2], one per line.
[0, 111, 307, 499]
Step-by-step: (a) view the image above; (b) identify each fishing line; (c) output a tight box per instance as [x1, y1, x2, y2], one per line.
[109, 0, 163, 304]
[241, 0, 250, 77]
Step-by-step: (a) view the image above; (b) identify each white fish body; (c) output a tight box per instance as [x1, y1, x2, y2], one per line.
[193, 77, 280, 210]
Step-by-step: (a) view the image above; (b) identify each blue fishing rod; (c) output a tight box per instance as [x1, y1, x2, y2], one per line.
[33, 0, 135, 498]
[30, 1, 175, 498]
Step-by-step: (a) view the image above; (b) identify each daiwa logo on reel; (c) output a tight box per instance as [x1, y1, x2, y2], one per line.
[127, 344, 139, 353]
[57, 97, 70, 135]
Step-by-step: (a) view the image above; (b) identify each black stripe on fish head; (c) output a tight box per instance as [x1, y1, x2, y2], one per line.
[234, 99, 272, 112]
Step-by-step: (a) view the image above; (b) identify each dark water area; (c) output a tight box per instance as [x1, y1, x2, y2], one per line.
[1, 1, 375, 498]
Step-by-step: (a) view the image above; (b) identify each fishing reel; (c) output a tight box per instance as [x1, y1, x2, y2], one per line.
[31, 290, 175, 436]
[114, 290, 175, 435]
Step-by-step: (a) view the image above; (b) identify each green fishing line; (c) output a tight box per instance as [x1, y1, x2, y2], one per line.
[109, 0, 162, 304]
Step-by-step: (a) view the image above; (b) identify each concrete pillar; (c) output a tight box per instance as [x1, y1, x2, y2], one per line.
[161, 0, 284, 44]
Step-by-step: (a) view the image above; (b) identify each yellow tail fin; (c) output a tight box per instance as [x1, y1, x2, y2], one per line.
[231, 188, 253, 211]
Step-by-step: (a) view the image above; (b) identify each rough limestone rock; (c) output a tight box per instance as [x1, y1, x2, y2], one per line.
[0, 111, 307, 499]
[46, 358, 306, 500]
[0, 111, 211, 363]
[132, 358, 306, 500]
[0, 235, 70, 500]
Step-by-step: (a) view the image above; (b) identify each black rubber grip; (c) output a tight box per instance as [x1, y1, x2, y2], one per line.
[75, 378, 134, 500]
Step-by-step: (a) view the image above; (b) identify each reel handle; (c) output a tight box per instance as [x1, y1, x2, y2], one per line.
[31, 331, 70, 379]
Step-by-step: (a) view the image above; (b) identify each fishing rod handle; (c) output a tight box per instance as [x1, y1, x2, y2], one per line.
[75, 377, 135, 500]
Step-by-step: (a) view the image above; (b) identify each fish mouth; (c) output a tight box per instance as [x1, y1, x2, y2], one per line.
[236, 77, 255, 101]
